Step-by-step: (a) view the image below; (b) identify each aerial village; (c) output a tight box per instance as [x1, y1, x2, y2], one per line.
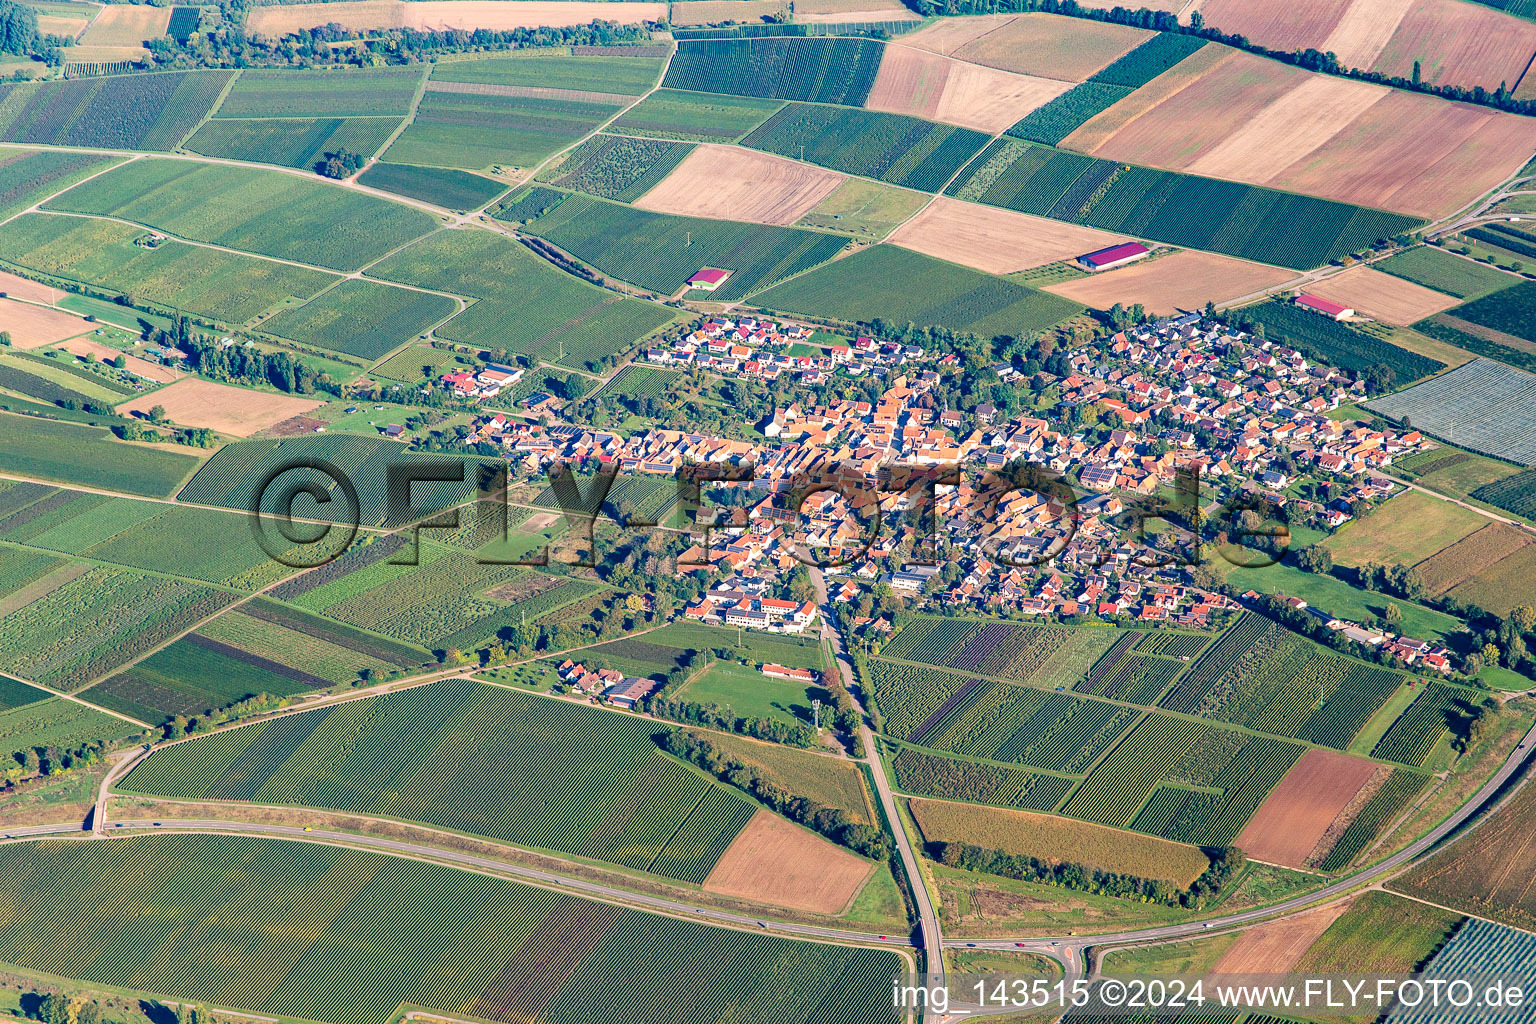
[422, 276, 1456, 678]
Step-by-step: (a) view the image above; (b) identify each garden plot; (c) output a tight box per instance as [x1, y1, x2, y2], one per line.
[633, 145, 844, 226]
[114, 378, 325, 437]
[1365, 358, 1536, 465]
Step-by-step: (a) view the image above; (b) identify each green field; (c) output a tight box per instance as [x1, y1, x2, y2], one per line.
[753, 244, 1082, 337]
[1160, 613, 1406, 750]
[545, 134, 694, 201]
[1322, 489, 1485, 567]
[515, 191, 850, 302]
[795, 177, 928, 238]
[0, 213, 335, 324]
[0, 70, 232, 150]
[175, 434, 487, 528]
[261, 279, 459, 360]
[663, 36, 883, 105]
[185, 116, 403, 171]
[1432, 279, 1536, 348]
[82, 632, 329, 724]
[0, 412, 201, 496]
[0, 149, 121, 222]
[431, 53, 665, 93]
[0, 695, 139, 753]
[1239, 298, 1444, 385]
[1376, 245, 1521, 300]
[0, 556, 236, 692]
[890, 746, 1075, 812]
[355, 162, 509, 211]
[43, 158, 439, 273]
[121, 678, 759, 881]
[743, 104, 990, 193]
[369, 341, 476, 382]
[702, 730, 872, 821]
[674, 659, 825, 729]
[643, 621, 827, 670]
[610, 87, 785, 142]
[369, 227, 676, 367]
[0, 834, 900, 1024]
[385, 90, 624, 170]
[947, 140, 1423, 269]
[214, 66, 424, 117]
[1296, 890, 1461, 973]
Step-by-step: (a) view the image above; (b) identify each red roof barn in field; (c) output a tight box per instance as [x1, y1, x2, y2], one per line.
[1294, 293, 1354, 320]
[1077, 242, 1150, 271]
[688, 267, 732, 291]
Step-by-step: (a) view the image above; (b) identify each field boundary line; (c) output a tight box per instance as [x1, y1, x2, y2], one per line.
[0, 670, 153, 729]
[174, 69, 242, 151]
[0, 152, 139, 231]
[361, 63, 433, 174]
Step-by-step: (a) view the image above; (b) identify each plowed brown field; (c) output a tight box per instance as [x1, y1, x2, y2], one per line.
[703, 811, 874, 913]
[888, 196, 1128, 274]
[866, 47, 1071, 132]
[78, 4, 170, 45]
[903, 12, 1151, 82]
[1043, 251, 1291, 313]
[1306, 266, 1460, 325]
[1235, 749, 1378, 869]
[634, 145, 844, 225]
[0, 298, 90, 348]
[1370, 0, 1536, 94]
[1213, 902, 1354, 972]
[115, 377, 325, 436]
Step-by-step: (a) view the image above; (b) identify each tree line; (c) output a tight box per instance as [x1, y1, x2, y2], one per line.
[928, 840, 1246, 909]
[661, 728, 892, 860]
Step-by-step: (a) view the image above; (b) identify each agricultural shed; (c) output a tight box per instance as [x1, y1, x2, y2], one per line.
[1078, 241, 1149, 271]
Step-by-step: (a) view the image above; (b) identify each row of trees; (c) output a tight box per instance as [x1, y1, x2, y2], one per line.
[660, 729, 891, 859]
[929, 841, 1245, 910]
[145, 18, 651, 71]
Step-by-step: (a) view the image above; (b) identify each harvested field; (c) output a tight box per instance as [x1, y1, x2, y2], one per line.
[0, 298, 89, 348]
[1043, 251, 1291, 314]
[55, 338, 177, 383]
[1234, 749, 1378, 869]
[1324, 488, 1485, 568]
[1088, 50, 1307, 171]
[1322, 0, 1417, 69]
[864, 47, 1071, 133]
[78, 3, 170, 45]
[1084, 52, 1536, 218]
[0, 270, 61, 305]
[1306, 266, 1460, 325]
[902, 14, 1152, 82]
[1186, 75, 1391, 184]
[797, 0, 920, 22]
[36, 14, 91, 37]
[887, 196, 1128, 275]
[909, 796, 1210, 886]
[1213, 901, 1354, 973]
[114, 378, 324, 436]
[1269, 90, 1536, 219]
[1446, 542, 1536, 616]
[1062, 42, 1231, 153]
[247, 1, 666, 35]
[633, 145, 844, 226]
[1371, 0, 1536, 94]
[1197, 0, 1368, 65]
[671, 0, 785, 25]
[703, 810, 874, 913]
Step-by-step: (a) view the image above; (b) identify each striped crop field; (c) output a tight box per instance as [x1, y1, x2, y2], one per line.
[120, 678, 757, 882]
[0, 833, 901, 1024]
